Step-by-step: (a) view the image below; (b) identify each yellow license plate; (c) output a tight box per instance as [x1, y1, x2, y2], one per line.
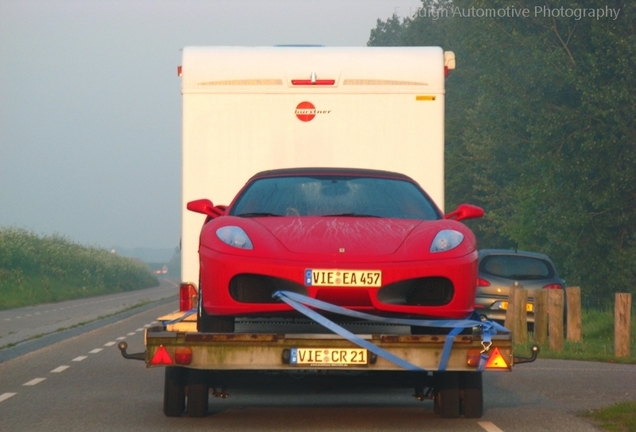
[290, 348, 368, 366]
[501, 301, 534, 312]
[305, 269, 381, 287]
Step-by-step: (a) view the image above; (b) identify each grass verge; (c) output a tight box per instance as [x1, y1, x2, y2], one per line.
[582, 401, 636, 432]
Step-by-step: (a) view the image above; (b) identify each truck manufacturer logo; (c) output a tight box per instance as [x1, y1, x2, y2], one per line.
[295, 101, 331, 122]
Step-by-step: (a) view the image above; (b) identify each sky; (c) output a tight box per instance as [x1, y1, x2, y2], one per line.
[0, 0, 422, 252]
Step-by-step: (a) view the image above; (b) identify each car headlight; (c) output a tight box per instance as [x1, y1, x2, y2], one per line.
[216, 226, 253, 250]
[430, 230, 464, 253]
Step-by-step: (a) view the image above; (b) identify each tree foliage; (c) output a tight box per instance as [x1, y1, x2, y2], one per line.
[369, 0, 636, 306]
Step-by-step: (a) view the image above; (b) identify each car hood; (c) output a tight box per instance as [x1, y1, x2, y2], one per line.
[253, 217, 422, 255]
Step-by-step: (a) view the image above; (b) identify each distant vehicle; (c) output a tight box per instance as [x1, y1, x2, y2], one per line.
[474, 249, 565, 324]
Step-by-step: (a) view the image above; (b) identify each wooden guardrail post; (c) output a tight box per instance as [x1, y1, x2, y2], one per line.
[548, 289, 564, 351]
[566, 287, 582, 342]
[504, 284, 517, 335]
[614, 293, 632, 358]
[515, 287, 528, 344]
[504, 283, 527, 344]
[533, 290, 548, 346]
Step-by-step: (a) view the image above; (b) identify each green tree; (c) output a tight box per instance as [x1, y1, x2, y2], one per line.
[369, 0, 636, 305]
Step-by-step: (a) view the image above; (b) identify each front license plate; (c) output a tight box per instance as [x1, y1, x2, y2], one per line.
[501, 301, 534, 312]
[305, 269, 382, 287]
[290, 348, 368, 366]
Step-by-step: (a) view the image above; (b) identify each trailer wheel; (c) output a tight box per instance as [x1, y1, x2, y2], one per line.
[163, 367, 186, 417]
[187, 369, 209, 417]
[198, 288, 235, 333]
[460, 372, 483, 418]
[434, 372, 460, 418]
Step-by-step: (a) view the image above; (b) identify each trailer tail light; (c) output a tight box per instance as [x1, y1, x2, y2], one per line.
[150, 345, 173, 365]
[174, 347, 193, 365]
[543, 283, 563, 290]
[466, 349, 482, 367]
[180, 283, 198, 311]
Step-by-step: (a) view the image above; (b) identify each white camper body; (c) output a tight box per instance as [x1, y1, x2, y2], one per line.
[181, 46, 449, 284]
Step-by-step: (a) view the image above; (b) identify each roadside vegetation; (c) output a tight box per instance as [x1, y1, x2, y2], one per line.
[0, 227, 159, 310]
[514, 308, 636, 363]
[368, 0, 636, 309]
[583, 401, 636, 432]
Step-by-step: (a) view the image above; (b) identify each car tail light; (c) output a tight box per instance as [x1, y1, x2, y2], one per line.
[476, 278, 490, 287]
[543, 283, 563, 290]
[179, 283, 198, 311]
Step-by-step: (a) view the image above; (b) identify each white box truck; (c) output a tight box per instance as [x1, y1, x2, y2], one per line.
[120, 46, 536, 420]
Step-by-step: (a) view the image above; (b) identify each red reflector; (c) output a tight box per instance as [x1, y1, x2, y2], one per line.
[180, 283, 198, 311]
[444, 66, 449, 77]
[174, 347, 193, 365]
[477, 278, 491, 287]
[150, 345, 173, 366]
[543, 283, 563, 290]
[484, 347, 509, 369]
[291, 79, 335, 85]
[177, 65, 182, 77]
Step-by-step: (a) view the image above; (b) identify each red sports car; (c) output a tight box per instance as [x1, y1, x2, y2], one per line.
[187, 168, 484, 332]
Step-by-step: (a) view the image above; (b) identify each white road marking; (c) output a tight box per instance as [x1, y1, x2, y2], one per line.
[136, 328, 144, 332]
[23, 378, 46, 386]
[73, 356, 88, 362]
[479, 421, 505, 432]
[143, 324, 151, 328]
[0, 393, 17, 403]
[116, 337, 126, 340]
[127, 332, 136, 336]
[89, 348, 103, 354]
[104, 341, 116, 346]
[51, 366, 70, 373]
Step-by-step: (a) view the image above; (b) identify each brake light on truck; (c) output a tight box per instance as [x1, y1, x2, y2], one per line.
[179, 283, 198, 311]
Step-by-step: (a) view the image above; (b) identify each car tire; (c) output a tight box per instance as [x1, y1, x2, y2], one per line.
[460, 372, 483, 418]
[163, 367, 186, 417]
[434, 372, 460, 418]
[187, 369, 209, 417]
[197, 287, 235, 333]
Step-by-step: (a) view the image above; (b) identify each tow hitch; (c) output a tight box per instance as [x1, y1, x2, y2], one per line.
[513, 344, 540, 365]
[118, 341, 145, 361]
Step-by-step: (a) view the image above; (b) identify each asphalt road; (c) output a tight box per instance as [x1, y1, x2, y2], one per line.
[1, 287, 635, 431]
[0, 278, 178, 362]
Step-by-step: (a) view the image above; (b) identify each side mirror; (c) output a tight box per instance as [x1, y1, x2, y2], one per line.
[187, 199, 226, 219]
[444, 203, 484, 222]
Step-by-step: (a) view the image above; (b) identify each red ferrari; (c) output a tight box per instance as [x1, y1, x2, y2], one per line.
[187, 168, 484, 333]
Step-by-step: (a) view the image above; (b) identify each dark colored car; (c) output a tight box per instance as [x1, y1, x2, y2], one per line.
[474, 249, 565, 324]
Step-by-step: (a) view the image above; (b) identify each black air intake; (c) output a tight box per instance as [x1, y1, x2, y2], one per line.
[377, 277, 454, 306]
[230, 274, 308, 303]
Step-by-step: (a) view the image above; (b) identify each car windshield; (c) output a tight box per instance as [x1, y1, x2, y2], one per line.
[229, 175, 441, 220]
[480, 255, 554, 280]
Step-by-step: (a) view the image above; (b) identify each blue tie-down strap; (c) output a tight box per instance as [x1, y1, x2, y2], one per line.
[272, 290, 509, 372]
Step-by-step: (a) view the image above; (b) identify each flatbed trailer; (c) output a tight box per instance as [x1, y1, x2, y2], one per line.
[120, 295, 537, 419]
